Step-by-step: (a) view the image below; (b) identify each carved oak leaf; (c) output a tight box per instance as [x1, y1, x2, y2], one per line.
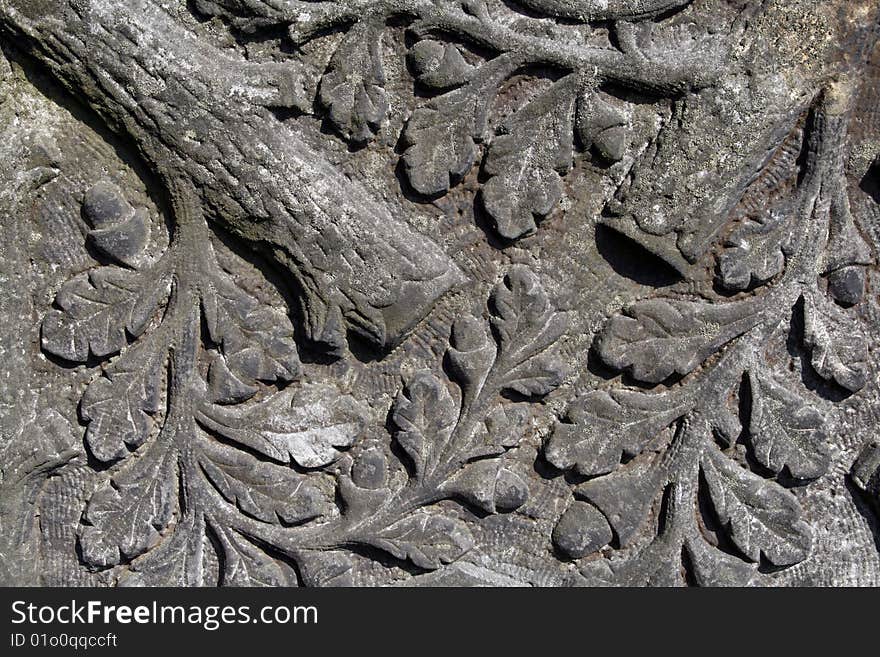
[120, 513, 216, 587]
[297, 551, 356, 587]
[490, 265, 567, 396]
[1, 409, 79, 490]
[391, 371, 458, 479]
[482, 75, 577, 240]
[499, 352, 566, 398]
[215, 526, 293, 587]
[747, 370, 830, 481]
[701, 445, 812, 566]
[402, 54, 516, 196]
[78, 440, 178, 568]
[684, 536, 759, 587]
[80, 337, 167, 463]
[0, 410, 79, 575]
[201, 270, 300, 404]
[595, 297, 761, 384]
[575, 456, 665, 546]
[199, 442, 326, 525]
[367, 512, 475, 571]
[717, 208, 793, 291]
[197, 384, 367, 468]
[41, 266, 171, 362]
[471, 405, 530, 459]
[583, 528, 685, 587]
[402, 83, 485, 196]
[802, 291, 869, 393]
[319, 20, 388, 144]
[409, 40, 473, 91]
[544, 389, 686, 476]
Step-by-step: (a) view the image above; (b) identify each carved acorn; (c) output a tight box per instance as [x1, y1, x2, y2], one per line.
[351, 445, 388, 490]
[576, 91, 630, 163]
[446, 316, 496, 406]
[491, 468, 530, 512]
[441, 459, 529, 513]
[552, 500, 613, 559]
[823, 189, 872, 306]
[82, 180, 150, 267]
[483, 405, 529, 452]
[408, 40, 473, 90]
[827, 267, 866, 307]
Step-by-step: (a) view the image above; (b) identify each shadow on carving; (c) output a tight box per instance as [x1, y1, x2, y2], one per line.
[785, 296, 852, 404]
[845, 477, 880, 557]
[595, 224, 681, 287]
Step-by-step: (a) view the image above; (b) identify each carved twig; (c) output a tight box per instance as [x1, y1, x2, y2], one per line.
[549, 85, 867, 585]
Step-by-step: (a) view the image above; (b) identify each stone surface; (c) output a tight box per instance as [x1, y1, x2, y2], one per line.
[0, 0, 879, 587]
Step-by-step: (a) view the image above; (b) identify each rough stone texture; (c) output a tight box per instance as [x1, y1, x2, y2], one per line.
[0, 0, 879, 587]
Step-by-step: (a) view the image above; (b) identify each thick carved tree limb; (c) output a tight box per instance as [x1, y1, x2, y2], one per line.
[0, 0, 463, 353]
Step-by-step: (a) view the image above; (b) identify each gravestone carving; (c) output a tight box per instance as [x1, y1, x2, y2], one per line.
[0, 0, 879, 586]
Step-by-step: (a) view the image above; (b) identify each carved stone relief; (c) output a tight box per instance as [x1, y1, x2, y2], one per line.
[0, 0, 879, 586]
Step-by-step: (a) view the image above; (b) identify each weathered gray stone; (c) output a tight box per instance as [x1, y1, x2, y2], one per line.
[0, 0, 879, 587]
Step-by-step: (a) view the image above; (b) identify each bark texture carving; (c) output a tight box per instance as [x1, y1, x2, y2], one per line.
[0, 0, 879, 586]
